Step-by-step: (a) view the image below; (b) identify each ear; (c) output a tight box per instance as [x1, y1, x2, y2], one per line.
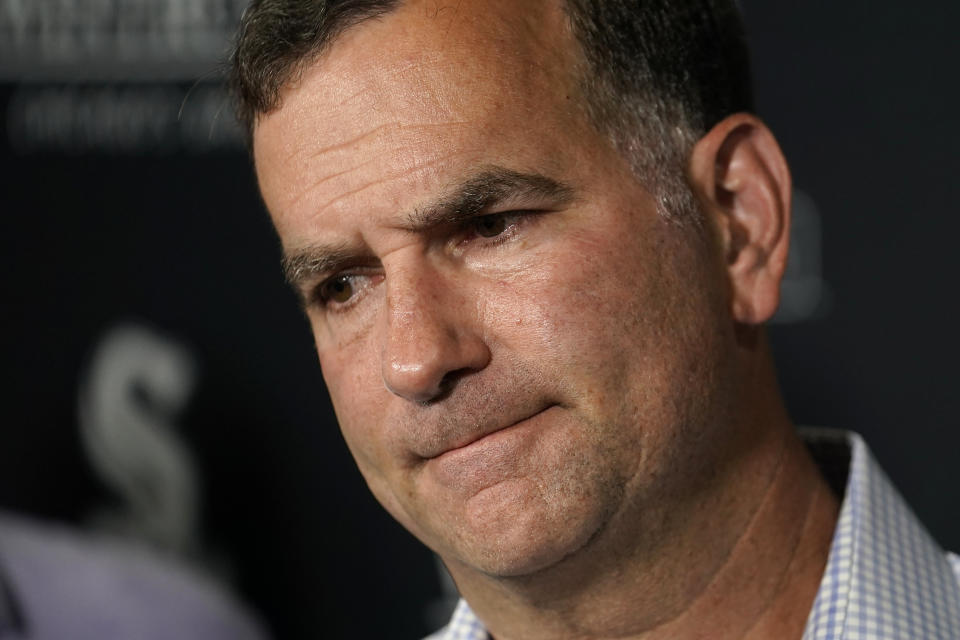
[689, 114, 792, 325]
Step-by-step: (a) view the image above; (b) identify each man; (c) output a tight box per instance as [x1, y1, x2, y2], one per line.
[230, 0, 960, 638]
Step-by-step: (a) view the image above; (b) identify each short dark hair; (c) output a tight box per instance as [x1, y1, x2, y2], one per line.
[229, 0, 753, 219]
[563, 0, 752, 219]
[230, 0, 401, 144]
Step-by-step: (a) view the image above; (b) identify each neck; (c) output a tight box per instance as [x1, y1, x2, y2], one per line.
[448, 346, 839, 640]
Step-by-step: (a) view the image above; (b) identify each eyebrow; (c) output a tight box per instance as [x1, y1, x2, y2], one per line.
[282, 242, 358, 293]
[281, 165, 576, 293]
[400, 166, 575, 231]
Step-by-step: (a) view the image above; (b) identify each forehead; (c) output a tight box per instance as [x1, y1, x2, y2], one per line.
[253, 0, 592, 238]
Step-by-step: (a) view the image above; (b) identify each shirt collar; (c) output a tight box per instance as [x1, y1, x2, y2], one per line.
[428, 430, 960, 640]
[801, 428, 960, 639]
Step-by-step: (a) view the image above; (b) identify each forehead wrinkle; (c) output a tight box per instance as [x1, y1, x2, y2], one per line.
[287, 156, 380, 213]
[308, 148, 467, 224]
[281, 122, 393, 167]
[303, 121, 471, 164]
[284, 120, 472, 215]
[310, 46, 467, 127]
[268, 63, 452, 169]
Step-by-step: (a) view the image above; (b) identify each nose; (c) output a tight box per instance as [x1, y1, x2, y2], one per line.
[380, 264, 490, 404]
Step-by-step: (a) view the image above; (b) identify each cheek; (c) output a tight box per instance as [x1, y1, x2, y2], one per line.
[318, 340, 428, 530]
[483, 228, 662, 371]
[487, 216, 724, 437]
[316, 334, 394, 469]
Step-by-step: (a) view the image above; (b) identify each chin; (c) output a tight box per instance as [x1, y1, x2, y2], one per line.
[473, 535, 596, 579]
[446, 477, 613, 579]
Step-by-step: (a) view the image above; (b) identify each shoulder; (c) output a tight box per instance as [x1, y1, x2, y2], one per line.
[0, 512, 268, 640]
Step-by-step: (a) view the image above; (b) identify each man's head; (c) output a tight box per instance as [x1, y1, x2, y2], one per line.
[239, 0, 792, 600]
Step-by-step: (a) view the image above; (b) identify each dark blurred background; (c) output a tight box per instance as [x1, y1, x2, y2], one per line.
[1, 1, 958, 638]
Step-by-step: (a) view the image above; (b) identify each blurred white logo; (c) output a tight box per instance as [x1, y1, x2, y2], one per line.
[78, 322, 200, 557]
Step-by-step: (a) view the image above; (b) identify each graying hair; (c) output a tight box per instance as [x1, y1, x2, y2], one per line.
[229, 0, 753, 222]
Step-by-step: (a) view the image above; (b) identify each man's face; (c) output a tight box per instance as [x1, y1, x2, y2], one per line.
[255, 0, 738, 579]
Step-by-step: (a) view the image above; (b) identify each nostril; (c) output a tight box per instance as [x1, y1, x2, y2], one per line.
[380, 290, 492, 403]
[431, 367, 475, 402]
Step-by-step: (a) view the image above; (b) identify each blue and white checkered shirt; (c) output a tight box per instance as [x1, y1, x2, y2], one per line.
[427, 430, 960, 639]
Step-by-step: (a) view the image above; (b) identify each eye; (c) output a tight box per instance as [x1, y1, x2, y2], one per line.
[309, 268, 384, 313]
[318, 275, 355, 305]
[473, 214, 510, 238]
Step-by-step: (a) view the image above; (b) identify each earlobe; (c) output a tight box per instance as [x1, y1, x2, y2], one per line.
[689, 114, 792, 325]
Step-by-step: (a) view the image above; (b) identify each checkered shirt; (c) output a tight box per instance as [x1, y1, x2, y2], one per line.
[425, 430, 960, 640]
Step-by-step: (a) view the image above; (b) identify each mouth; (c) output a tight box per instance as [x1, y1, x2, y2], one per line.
[427, 404, 556, 461]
